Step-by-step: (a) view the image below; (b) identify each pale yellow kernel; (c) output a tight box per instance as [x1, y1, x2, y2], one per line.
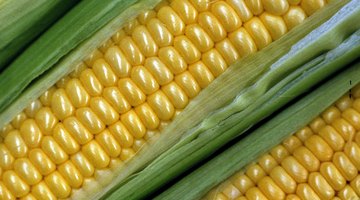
[35, 107, 58, 135]
[144, 129, 160, 141]
[336, 94, 353, 111]
[354, 99, 360, 112]
[226, 0, 253, 22]
[145, 57, 174, 85]
[104, 46, 131, 78]
[244, 17, 272, 50]
[148, 90, 175, 121]
[121, 110, 146, 138]
[342, 108, 360, 130]
[320, 162, 346, 191]
[14, 158, 42, 185]
[158, 47, 188, 75]
[354, 131, 360, 145]
[188, 61, 214, 88]
[123, 19, 140, 35]
[0, 182, 15, 200]
[212, 1, 242, 32]
[99, 38, 114, 53]
[20, 194, 36, 200]
[338, 185, 358, 200]
[135, 103, 160, 130]
[96, 129, 121, 158]
[174, 35, 201, 64]
[158, 6, 185, 36]
[58, 160, 83, 188]
[79, 68, 103, 97]
[63, 117, 93, 144]
[70, 62, 88, 78]
[296, 183, 320, 200]
[281, 156, 308, 183]
[301, 0, 326, 16]
[44, 171, 71, 198]
[162, 82, 189, 109]
[51, 89, 76, 120]
[259, 12, 287, 40]
[245, 188, 268, 200]
[282, 136, 302, 154]
[94, 168, 114, 187]
[119, 37, 145, 66]
[138, 10, 156, 25]
[71, 152, 94, 177]
[270, 145, 289, 163]
[109, 158, 124, 171]
[215, 193, 229, 200]
[25, 99, 42, 118]
[228, 27, 258, 58]
[344, 142, 360, 170]
[235, 196, 247, 200]
[131, 66, 160, 95]
[32, 181, 56, 200]
[65, 79, 90, 108]
[222, 182, 241, 199]
[319, 126, 345, 151]
[189, 0, 209, 12]
[245, 164, 266, 183]
[0, 144, 14, 170]
[28, 148, 55, 175]
[285, 194, 301, 200]
[293, 146, 320, 172]
[295, 126, 313, 142]
[171, 0, 198, 24]
[133, 138, 147, 152]
[262, 0, 289, 15]
[350, 175, 360, 196]
[76, 107, 105, 134]
[331, 118, 355, 141]
[231, 173, 255, 194]
[308, 172, 335, 199]
[158, 121, 171, 131]
[118, 78, 146, 107]
[120, 148, 136, 161]
[3, 170, 30, 198]
[19, 119, 42, 148]
[244, 0, 263, 15]
[288, 0, 300, 5]
[198, 12, 226, 42]
[81, 178, 102, 195]
[322, 106, 341, 124]
[0, 124, 14, 138]
[132, 25, 158, 57]
[258, 154, 278, 174]
[216, 38, 240, 65]
[258, 176, 285, 200]
[146, 18, 173, 47]
[53, 124, 79, 155]
[332, 152, 357, 181]
[92, 59, 118, 87]
[11, 112, 27, 129]
[90, 97, 119, 125]
[185, 24, 214, 53]
[270, 166, 297, 194]
[283, 6, 307, 30]
[40, 87, 56, 106]
[56, 76, 70, 88]
[103, 87, 131, 114]
[108, 122, 134, 148]
[41, 136, 68, 165]
[84, 49, 103, 67]
[305, 135, 333, 162]
[82, 140, 110, 169]
[202, 49, 227, 77]
[5, 130, 28, 158]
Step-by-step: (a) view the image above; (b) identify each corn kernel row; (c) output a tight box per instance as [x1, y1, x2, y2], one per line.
[206, 84, 360, 200]
[0, 0, 325, 199]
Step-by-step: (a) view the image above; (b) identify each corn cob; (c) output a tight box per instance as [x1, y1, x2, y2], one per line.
[205, 84, 360, 200]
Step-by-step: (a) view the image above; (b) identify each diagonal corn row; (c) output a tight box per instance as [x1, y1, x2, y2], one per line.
[0, 0, 326, 199]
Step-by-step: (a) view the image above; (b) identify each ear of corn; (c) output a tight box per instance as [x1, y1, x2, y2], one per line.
[0, 0, 358, 199]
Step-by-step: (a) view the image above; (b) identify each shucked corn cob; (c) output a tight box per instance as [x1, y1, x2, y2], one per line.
[0, 0, 327, 199]
[205, 84, 360, 200]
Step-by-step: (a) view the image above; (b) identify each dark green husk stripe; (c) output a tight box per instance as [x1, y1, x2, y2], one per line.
[0, 0, 140, 113]
[158, 61, 360, 200]
[0, 0, 79, 71]
[104, 1, 360, 199]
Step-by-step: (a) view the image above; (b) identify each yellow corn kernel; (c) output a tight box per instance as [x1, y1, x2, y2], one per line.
[32, 181, 56, 200]
[292, 146, 320, 172]
[245, 187, 267, 200]
[132, 25, 158, 57]
[320, 162, 346, 191]
[35, 107, 58, 135]
[258, 176, 285, 200]
[76, 107, 105, 134]
[296, 183, 320, 200]
[222, 182, 241, 199]
[0, 144, 14, 170]
[63, 117, 93, 144]
[216, 38, 239, 65]
[175, 71, 201, 98]
[158, 47, 187, 75]
[174, 35, 201, 64]
[301, 0, 326, 16]
[202, 49, 227, 77]
[336, 94, 353, 111]
[232, 173, 255, 194]
[44, 171, 71, 198]
[185, 24, 214, 53]
[171, 0, 198, 24]
[138, 10, 156, 25]
[11, 112, 27, 129]
[119, 37, 145, 66]
[133, 138, 147, 152]
[22, 194, 36, 200]
[211, 1, 242, 32]
[120, 148, 136, 161]
[189, 0, 209, 12]
[244, 17, 272, 50]
[188, 61, 214, 88]
[108, 121, 134, 148]
[104, 46, 132, 78]
[305, 135, 333, 162]
[226, 0, 253, 22]
[259, 12, 287, 40]
[5, 130, 28, 158]
[332, 152, 357, 181]
[318, 126, 345, 151]
[350, 175, 360, 196]
[162, 82, 189, 109]
[82, 140, 110, 169]
[331, 118, 355, 141]
[65, 79, 90, 108]
[95, 130, 121, 158]
[338, 185, 358, 200]
[198, 12, 227, 42]
[0, 182, 15, 200]
[269, 166, 297, 194]
[285, 194, 301, 200]
[41, 136, 68, 165]
[244, 0, 263, 15]
[58, 160, 83, 188]
[344, 142, 360, 170]
[145, 57, 174, 85]
[80, 68, 103, 97]
[270, 145, 290, 163]
[121, 110, 146, 138]
[103, 87, 131, 114]
[40, 87, 56, 106]
[295, 126, 314, 142]
[98, 39, 115, 54]
[70, 62, 88, 78]
[85, 49, 103, 67]
[262, 0, 289, 15]
[118, 78, 146, 107]
[342, 108, 360, 130]
[135, 103, 160, 130]
[70, 152, 94, 177]
[19, 119, 42, 148]
[92, 59, 118, 87]
[281, 156, 308, 183]
[53, 124, 80, 155]
[158, 6, 185, 36]
[146, 18, 174, 47]
[308, 172, 335, 199]
[90, 97, 120, 125]
[2, 170, 30, 198]
[282, 136, 302, 154]
[28, 148, 55, 176]
[245, 164, 266, 183]
[24, 100, 42, 118]
[228, 27, 257, 58]
[14, 158, 42, 185]
[148, 90, 175, 121]
[258, 154, 278, 174]
[283, 6, 307, 30]
[131, 66, 159, 95]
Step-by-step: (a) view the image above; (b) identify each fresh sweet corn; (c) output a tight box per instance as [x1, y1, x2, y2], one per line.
[205, 84, 360, 200]
[0, 0, 327, 199]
